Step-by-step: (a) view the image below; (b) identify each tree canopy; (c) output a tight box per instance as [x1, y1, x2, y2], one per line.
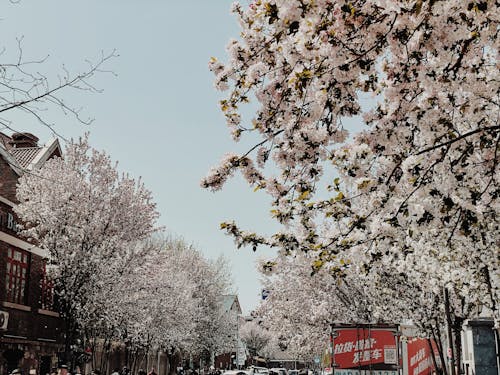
[203, 0, 499, 322]
[16, 139, 235, 370]
[16, 136, 160, 328]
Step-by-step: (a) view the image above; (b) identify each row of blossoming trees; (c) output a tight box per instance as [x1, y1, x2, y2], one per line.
[203, 0, 498, 374]
[14, 137, 234, 375]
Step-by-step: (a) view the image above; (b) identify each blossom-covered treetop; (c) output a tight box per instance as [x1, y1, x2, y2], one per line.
[203, 0, 498, 319]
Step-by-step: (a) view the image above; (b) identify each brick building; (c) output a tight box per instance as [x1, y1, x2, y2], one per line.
[0, 132, 64, 375]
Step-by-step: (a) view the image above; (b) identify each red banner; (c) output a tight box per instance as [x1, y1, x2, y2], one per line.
[333, 328, 398, 369]
[407, 338, 436, 375]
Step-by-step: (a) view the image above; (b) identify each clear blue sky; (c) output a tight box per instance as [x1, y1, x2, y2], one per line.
[1, 0, 278, 314]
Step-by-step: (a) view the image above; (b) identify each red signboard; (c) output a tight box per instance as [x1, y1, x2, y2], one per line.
[333, 328, 398, 369]
[407, 338, 436, 375]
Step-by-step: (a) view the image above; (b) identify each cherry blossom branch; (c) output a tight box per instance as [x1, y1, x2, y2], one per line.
[415, 125, 500, 156]
[240, 129, 284, 159]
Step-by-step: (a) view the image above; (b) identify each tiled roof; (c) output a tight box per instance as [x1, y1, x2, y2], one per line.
[0, 133, 13, 150]
[223, 294, 242, 313]
[9, 147, 42, 169]
[223, 295, 236, 312]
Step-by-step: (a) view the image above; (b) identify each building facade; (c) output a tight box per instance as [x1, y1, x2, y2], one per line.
[214, 295, 245, 370]
[462, 318, 499, 375]
[0, 133, 64, 375]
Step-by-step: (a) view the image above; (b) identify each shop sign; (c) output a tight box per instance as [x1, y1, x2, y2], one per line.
[332, 328, 398, 368]
[0, 310, 9, 330]
[334, 370, 397, 375]
[407, 338, 436, 375]
[0, 211, 20, 233]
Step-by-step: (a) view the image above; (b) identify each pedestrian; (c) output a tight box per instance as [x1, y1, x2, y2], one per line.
[147, 368, 157, 375]
[57, 365, 69, 375]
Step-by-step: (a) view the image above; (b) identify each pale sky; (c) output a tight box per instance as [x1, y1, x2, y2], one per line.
[1, 0, 278, 314]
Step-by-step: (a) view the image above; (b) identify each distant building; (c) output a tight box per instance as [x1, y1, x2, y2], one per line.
[0, 132, 64, 375]
[222, 295, 242, 321]
[215, 295, 245, 370]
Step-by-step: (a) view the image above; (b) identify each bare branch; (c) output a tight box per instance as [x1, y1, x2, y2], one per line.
[0, 38, 117, 129]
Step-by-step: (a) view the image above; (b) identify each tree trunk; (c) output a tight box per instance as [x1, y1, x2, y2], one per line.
[166, 349, 181, 375]
[444, 288, 456, 375]
[427, 338, 440, 375]
[102, 339, 112, 375]
[453, 319, 464, 375]
[63, 313, 80, 370]
[431, 322, 448, 375]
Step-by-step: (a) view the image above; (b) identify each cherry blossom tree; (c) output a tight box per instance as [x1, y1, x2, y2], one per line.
[202, 1, 499, 268]
[15, 136, 160, 365]
[101, 238, 197, 375]
[203, 0, 498, 259]
[89, 236, 234, 375]
[256, 253, 371, 361]
[203, 3, 499, 370]
[16, 137, 234, 372]
[239, 320, 271, 360]
[377, 247, 493, 373]
[156, 238, 234, 366]
[257, 247, 488, 373]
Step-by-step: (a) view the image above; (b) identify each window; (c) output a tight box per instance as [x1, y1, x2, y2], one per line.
[40, 261, 54, 310]
[5, 248, 29, 304]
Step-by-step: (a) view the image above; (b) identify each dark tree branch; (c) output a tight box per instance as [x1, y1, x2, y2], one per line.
[415, 125, 500, 156]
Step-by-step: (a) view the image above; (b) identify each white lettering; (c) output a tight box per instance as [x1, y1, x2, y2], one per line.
[353, 351, 360, 363]
[371, 349, 382, 360]
[344, 342, 354, 352]
[412, 355, 432, 375]
[354, 340, 363, 350]
[7, 213, 18, 232]
[335, 343, 344, 354]
[335, 370, 398, 375]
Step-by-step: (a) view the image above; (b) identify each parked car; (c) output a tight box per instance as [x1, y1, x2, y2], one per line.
[223, 371, 252, 375]
[269, 368, 288, 375]
[248, 367, 269, 375]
